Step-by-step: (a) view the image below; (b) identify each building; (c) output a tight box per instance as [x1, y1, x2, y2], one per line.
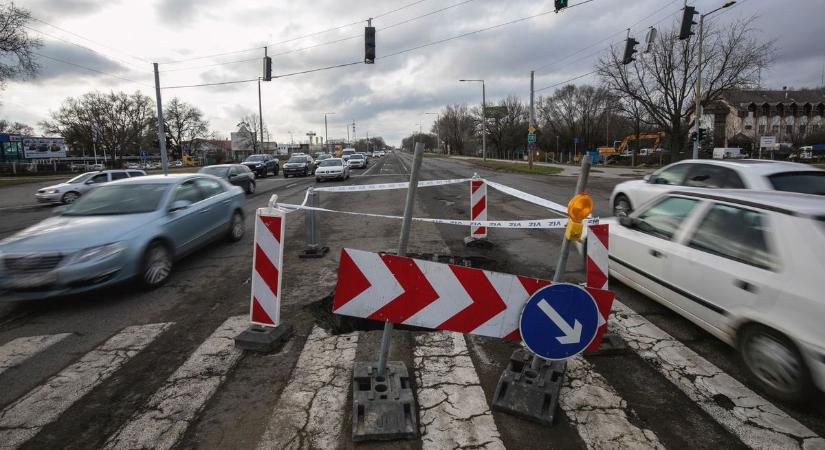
[704, 88, 825, 150]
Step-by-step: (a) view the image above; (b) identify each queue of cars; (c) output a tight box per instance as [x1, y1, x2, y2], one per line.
[607, 159, 825, 403]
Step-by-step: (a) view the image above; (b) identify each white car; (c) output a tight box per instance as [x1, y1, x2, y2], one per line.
[347, 154, 367, 169]
[607, 189, 825, 403]
[610, 159, 825, 216]
[315, 158, 350, 182]
[35, 169, 147, 204]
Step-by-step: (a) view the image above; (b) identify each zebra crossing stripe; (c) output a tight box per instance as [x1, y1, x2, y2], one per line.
[102, 316, 248, 450]
[0, 322, 172, 450]
[256, 326, 358, 449]
[610, 300, 825, 450]
[0, 333, 71, 376]
[415, 331, 505, 450]
[560, 356, 664, 449]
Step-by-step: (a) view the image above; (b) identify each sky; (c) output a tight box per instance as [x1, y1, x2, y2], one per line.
[3, 0, 824, 146]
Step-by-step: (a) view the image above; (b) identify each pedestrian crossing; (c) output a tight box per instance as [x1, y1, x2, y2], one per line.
[0, 301, 822, 450]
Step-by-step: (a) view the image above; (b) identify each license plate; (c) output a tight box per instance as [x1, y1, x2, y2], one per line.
[5, 273, 57, 289]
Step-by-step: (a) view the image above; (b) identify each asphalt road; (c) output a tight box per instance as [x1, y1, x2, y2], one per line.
[0, 152, 822, 450]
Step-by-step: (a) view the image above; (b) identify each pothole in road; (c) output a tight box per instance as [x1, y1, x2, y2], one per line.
[305, 253, 497, 335]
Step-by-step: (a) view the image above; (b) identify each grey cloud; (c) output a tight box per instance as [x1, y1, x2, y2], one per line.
[156, 0, 222, 26]
[25, 0, 114, 18]
[33, 41, 133, 82]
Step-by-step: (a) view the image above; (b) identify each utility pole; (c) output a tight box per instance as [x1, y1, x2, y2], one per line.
[529, 70, 535, 170]
[692, 14, 704, 160]
[258, 47, 267, 150]
[153, 63, 169, 175]
[324, 112, 336, 153]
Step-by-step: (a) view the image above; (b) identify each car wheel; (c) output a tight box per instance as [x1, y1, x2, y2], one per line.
[246, 181, 256, 194]
[739, 324, 814, 404]
[141, 241, 172, 288]
[316, 177, 321, 183]
[284, 173, 289, 178]
[62, 191, 80, 204]
[613, 194, 632, 217]
[227, 210, 245, 242]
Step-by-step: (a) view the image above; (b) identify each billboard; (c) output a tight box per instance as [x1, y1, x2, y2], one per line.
[22, 137, 67, 159]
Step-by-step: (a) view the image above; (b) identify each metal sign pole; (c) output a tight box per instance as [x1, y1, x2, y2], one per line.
[377, 142, 424, 377]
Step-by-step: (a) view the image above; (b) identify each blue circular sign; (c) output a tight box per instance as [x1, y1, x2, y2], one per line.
[519, 283, 600, 360]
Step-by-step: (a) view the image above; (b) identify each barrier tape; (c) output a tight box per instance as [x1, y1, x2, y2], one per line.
[484, 180, 568, 216]
[312, 178, 470, 193]
[278, 202, 598, 229]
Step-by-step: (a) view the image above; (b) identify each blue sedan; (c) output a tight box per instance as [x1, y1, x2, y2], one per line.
[0, 174, 246, 301]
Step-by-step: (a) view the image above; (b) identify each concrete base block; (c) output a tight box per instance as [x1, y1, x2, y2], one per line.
[299, 246, 329, 259]
[352, 361, 418, 442]
[234, 324, 293, 353]
[492, 349, 566, 426]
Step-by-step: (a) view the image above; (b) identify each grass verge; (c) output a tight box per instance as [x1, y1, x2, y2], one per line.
[469, 160, 563, 175]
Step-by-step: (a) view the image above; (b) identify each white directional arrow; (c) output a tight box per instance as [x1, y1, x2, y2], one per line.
[537, 299, 582, 344]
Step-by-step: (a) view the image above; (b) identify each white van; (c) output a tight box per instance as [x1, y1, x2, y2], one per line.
[341, 148, 356, 162]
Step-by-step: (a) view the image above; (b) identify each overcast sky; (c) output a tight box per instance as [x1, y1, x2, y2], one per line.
[4, 0, 824, 145]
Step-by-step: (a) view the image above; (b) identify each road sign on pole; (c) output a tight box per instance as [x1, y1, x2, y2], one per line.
[527, 132, 537, 143]
[519, 283, 600, 360]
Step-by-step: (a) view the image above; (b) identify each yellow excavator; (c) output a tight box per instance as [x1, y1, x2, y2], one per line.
[598, 132, 666, 156]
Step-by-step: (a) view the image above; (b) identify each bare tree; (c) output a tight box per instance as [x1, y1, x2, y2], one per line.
[435, 104, 477, 155]
[536, 84, 611, 156]
[485, 95, 529, 159]
[0, 119, 34, 135]
[0, 2, 41, 91]
[598, 16, 773, 158]
[41, 91, 155, 165]
[237, 113, 271, 152]
[164, 98, 209, 159]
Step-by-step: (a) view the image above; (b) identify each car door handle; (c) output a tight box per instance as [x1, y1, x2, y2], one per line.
[735, 279, 758, 293]
[649, 249, 665, 258]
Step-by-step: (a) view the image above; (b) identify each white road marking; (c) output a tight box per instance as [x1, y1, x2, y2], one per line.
[560, 356, 665, 450]
[611, 300, 825, 450]
[0, 322, 172, 450]
[415, 331, 504, 450]
[102, 316, 248, 450]
[0, 333, 71, 376]
[256, 326, 358, 449]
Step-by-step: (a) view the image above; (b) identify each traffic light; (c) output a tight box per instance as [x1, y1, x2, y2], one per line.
[554, 0, 568, 12]
[679, 6, 697, 40]
[622, 37, 639, 65]
[698, 128, 708, 140]
[262, 56, 272, 81]
[364, 26, 376, 64]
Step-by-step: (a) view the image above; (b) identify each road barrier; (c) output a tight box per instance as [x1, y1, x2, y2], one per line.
[466, 175, 488, 244]
[584, 224, 622, 354]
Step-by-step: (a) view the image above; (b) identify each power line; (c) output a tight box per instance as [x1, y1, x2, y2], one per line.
[159, 57, 260, 73]
[273, 60, 364, 79]
[160, 78, 260, 90]
[33, 52, 151, 87]
[24, 25, 151, 73]
[160, 60, 365, 89]
[535, 70, 598, 93]
[29, 15, 151, 65]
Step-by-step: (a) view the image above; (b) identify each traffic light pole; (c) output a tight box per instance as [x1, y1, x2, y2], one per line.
[529, 70, 535, 170]
[153, 62, 169, 176]
[692, 14, 705, 160]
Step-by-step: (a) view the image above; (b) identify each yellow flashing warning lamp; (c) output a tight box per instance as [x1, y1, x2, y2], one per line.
[565, 192, 593, 241]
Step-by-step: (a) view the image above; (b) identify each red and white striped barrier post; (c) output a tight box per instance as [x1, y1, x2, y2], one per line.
[465, 174, 488, 245]
[584, 224, 616, 353]
[235, 195, 293, 352]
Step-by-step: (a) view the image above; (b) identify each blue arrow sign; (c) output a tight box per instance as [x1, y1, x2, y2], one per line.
[519, 283, 599, 360]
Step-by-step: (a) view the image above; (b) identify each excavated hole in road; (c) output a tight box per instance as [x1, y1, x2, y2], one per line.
[305, 253, 498, 335]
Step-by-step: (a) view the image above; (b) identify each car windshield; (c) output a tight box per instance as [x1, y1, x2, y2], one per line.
[245, 155, 264, 162]
[199, 167, 228, 177]
[320, 159, 342, 167]
[318, 154, 331, 160]
[350, 155, 363, 160]
[67, 173, 95, 184]
[768, 171, 825, 195]
[287, 157, 306, 163]
[63, 184, 169, 216]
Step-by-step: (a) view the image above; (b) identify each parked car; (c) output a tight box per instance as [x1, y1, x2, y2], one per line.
[606, 189, 825, 403]
[125, 163, 141, 169]
[199, 164, 256, 194]
[171, 160, 184, 168]
[35, 169, 147, 204]
[283, 155, 314, 177]
[242, 154, 279, 177]
[315, 158, 350, 182]
[2, 175, 245, 300]
[89, 163, 105, 170]
[610, 159, 825, 216]
[347, 153, 367, 169]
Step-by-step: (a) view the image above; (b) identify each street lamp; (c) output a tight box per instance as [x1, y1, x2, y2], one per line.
[425, 112, 440, 154]
[692, 0, 736, 159]
[324, 112, 336, 153]
[459, 79, 486, 160]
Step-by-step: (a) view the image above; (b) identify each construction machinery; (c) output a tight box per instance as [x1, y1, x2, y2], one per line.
[599, 132, 666, 156]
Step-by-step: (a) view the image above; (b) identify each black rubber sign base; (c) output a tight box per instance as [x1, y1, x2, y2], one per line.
[352, 361, 418, 442]
[492, 349, 566, 425]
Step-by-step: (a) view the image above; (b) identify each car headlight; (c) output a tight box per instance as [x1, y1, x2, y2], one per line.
[73, 242, 125, 264]
[44, 189, 59, 194]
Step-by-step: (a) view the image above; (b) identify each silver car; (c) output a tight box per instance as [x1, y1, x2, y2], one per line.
[35, 170, 147, 204]
[1, 174, 245, 301]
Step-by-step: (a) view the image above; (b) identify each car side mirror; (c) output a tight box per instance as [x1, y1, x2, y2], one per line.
[85, 179, 95, 185]
[643, 174, 651, 182]
[619, 216, 636, 228]
[169, 199, 192, 212]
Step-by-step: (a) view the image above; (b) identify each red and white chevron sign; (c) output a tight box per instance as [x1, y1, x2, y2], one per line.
[249, 208, 286, 327]
[470, 178, 487, 239]
[585, 224, 613, 352]
[333, 248, 614, 340]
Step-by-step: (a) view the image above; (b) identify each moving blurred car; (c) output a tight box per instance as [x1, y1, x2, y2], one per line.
[242, 154, 279, 177]
[35, 169, 147, 204]
[1, 174, 246, 301]
[347, 153, 367, 169]
[607, 189, 825, 403]
[315, 158, 349, 182]
[199, 164, 256, 194]
[610, 159, 825, 216]
[283, 155, 314, 177]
